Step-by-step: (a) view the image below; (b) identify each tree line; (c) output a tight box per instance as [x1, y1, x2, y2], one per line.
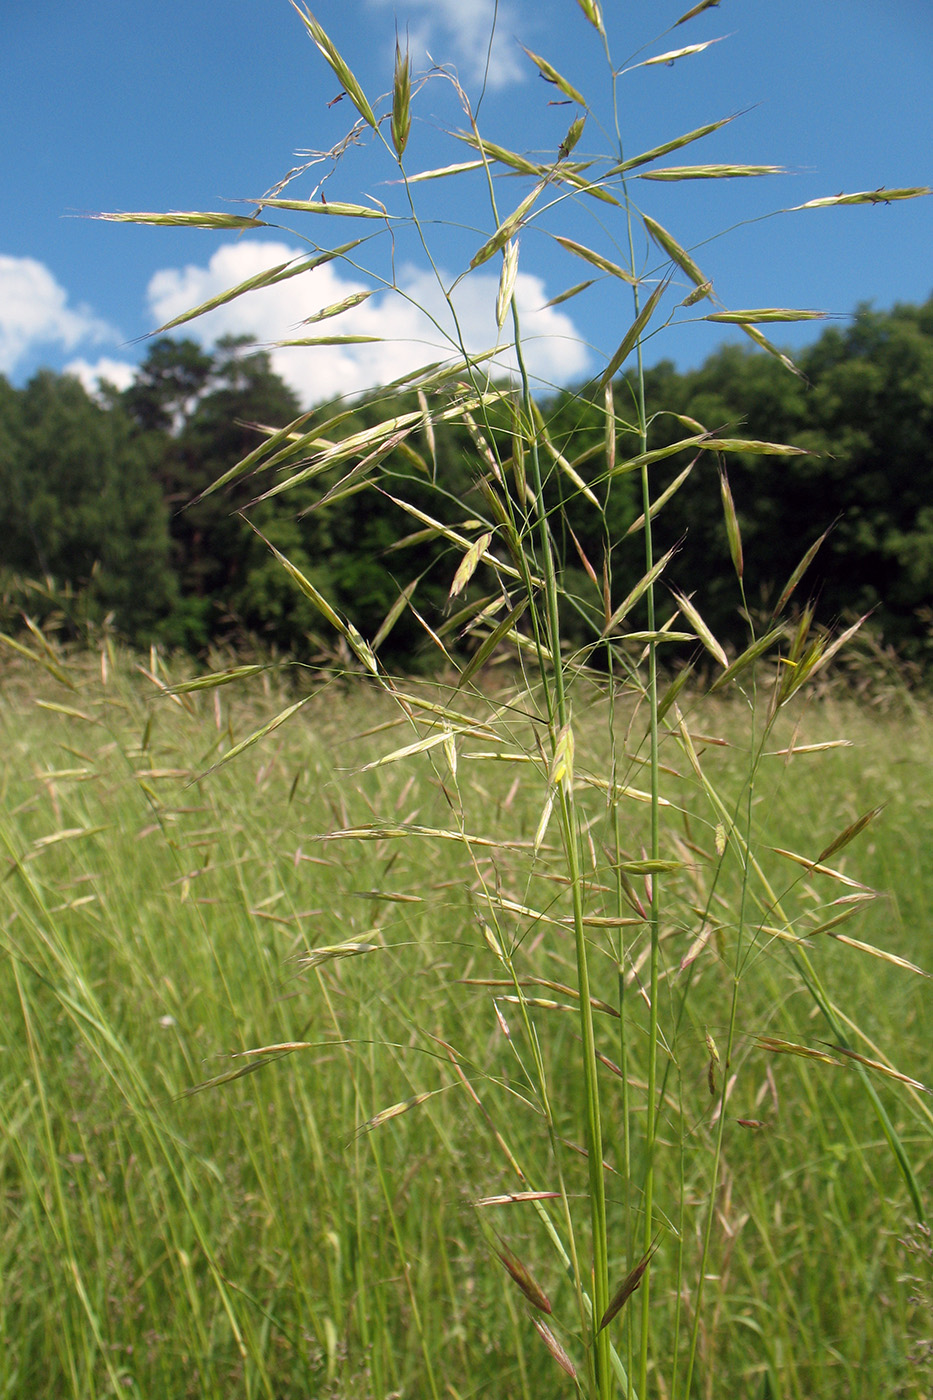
[1, 296, 931, 667]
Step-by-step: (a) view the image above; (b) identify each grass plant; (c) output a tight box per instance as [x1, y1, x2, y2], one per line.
[3, 3, 932, 1395]
[0, 655, 931, 1397]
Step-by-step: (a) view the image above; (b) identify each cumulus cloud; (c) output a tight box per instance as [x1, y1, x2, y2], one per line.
[369, 0, 525, 90]
[0, 254, 117, 376]
[64, 356, 138, 397]
[146, 239, 589, 406]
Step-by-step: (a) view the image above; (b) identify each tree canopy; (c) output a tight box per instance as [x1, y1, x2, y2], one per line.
[2, 296, 931, 668]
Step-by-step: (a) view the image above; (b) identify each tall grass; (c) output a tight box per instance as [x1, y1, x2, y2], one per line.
[0, 651, 931, 1396]
[8, 2, 933, 1395]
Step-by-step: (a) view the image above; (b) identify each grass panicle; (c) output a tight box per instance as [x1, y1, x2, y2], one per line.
[8, 4, 931, 1397]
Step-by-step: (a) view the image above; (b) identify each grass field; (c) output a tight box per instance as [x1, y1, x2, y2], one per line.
[1, 644, 931, 1399]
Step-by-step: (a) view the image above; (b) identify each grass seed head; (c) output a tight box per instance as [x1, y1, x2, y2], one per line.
[494, 1239, 552, 1314]
[706, 1029, 721, 1095]
[560, 114, 586, 160]
[291, 2, 377, 129]
[676, 0, 722, 23]
[520, 46, 587, 107]
[391, 39, 411, 159]
[496, 239, 520, 329]
[531, 1318, 577, 1378]
[600, 1239, 661, 1330]
[719, 463, 744, 580]
[643, 214, 709, 287]
[575, 0, 604, 33]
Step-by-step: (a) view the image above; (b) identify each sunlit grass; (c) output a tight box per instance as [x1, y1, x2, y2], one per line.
[73, 1, 933, 1392]
[0, 649, 929, 1398]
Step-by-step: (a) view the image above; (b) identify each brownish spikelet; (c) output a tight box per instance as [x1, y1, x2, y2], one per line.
[817, 806, 885, 864]
[824, 1045, 931, 1094]
[706, 1028, 721, 1096]
[494, 1240, 552, 1314]
[567, 521, 599, 587]
[531, 1318, 577, 1378]
[475, 1191, 561, 1207]
[599, 1239, 661, 1330]
[756, 1036, 841, 1067]
[353, 1088, 445, 1138]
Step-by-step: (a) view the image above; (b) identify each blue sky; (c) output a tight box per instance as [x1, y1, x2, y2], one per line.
[3, 0, 931, 406]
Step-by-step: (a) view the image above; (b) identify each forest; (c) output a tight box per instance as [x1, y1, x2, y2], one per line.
[2, 293, 932, 669]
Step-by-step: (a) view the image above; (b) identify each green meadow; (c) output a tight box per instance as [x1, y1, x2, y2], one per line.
[1, 646, 930, 1399]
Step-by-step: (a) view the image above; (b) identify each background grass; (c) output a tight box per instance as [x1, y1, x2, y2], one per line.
[0, 645, 930, 1399]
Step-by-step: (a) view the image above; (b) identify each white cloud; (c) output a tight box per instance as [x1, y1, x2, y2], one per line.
[0, 254, 116, 375]
[369, 0, 525, 90]
[64, 356, 138, 397]
[146, 239, 589, 406]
